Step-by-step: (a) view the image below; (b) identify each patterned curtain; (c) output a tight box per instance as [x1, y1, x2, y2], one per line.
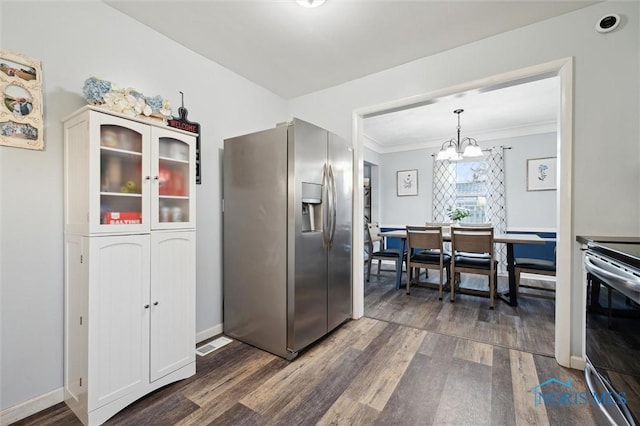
[432, 159, 457, 222]
[485, 147, 507, 273]
[433, 149, 507, 272]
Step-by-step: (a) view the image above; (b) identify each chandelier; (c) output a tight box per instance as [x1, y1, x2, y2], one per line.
[435, 109, 483, 161]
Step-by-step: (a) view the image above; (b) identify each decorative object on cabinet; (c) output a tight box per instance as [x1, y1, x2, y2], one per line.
[396, 169, 418, 196]
[82, 77, 172, 122]
[63, 106, 196, 425]
[527, 157, 556, 191]
[167, 92, 201, 184]
[0, 49, 44, 150]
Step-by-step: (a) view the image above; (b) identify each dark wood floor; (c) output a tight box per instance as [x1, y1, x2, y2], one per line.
[14, 273, 600, 426]
[365, 270, 556, 357]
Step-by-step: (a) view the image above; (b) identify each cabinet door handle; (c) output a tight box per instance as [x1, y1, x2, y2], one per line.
[154, 176, 159, 181]
[153, 301, 159, 306]
[144, 304, 150, 309]
[145, 176, 151, 181]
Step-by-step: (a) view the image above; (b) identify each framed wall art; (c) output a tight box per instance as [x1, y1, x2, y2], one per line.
[0, 49, 44, 150]
[527, 157, 556, 191]
[397, 169, 418, 196]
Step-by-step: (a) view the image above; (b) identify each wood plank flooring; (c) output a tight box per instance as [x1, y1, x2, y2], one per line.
[14, 274, 599, 426]
[365, 271, 556, 356]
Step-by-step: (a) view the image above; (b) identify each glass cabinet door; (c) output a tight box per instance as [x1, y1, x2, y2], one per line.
[93, 115, 150, 233]
[151, 128, 196, 230]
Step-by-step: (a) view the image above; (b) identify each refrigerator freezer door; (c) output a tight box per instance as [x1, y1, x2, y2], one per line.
[223, 118, 352, 360]
[288, 119, 329, 353]
[327, 132, 353, 331]
[223, 126, 289, 358]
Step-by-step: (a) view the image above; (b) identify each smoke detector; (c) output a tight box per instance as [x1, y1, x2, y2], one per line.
[596, 14, 620, 33]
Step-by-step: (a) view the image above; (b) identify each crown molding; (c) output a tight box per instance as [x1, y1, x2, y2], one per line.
[363, 121, 557, 154]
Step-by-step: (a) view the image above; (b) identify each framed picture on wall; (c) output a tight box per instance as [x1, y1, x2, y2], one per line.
[0, 49, 44, 150]
[397, 169, 418, 196]
[527, 157, 556, 191]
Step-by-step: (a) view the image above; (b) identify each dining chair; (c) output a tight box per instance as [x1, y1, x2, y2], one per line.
[423, 222, 453, 277]
[515, 248, 556, 300]
[406, 226, 451, 300]
[366, 222, 405, 288]
[450, 226, 497, 308]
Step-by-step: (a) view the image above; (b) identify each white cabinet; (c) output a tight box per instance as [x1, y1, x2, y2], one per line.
[149, 231, 196, 382]
[63, 107, 196, 426]
[64, 106, 196, 235]
[86, 235, 150, 412]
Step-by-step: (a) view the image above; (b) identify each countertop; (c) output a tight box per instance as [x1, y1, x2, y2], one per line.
[576, 235, 640, 245]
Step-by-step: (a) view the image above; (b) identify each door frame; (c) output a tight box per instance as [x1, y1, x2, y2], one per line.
[351, 57, 574, 367]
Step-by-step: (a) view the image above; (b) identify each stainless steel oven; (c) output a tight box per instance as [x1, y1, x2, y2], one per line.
[584, 241, 640, 426]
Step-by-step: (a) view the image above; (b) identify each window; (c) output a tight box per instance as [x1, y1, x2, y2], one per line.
[455, 159, 488, 224]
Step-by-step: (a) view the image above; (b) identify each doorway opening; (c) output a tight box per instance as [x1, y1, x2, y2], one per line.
[351, 58, 574, 367]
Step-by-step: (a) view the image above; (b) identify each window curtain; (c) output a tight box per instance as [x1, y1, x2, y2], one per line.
[432, 159, 457, 223]
[432, 148, 508, 273]
[486, 147, 507, 273]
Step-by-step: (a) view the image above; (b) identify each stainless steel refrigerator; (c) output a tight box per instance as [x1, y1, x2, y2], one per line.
[222, 118, 353, 360]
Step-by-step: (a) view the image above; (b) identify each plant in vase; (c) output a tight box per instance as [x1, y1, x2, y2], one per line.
[446, 206, 471, 224]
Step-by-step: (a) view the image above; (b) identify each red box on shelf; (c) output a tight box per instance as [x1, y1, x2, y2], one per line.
[102, 211, 142, 225]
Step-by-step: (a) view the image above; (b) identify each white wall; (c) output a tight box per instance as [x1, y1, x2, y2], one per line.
[504, 133, 557, 230]
[0, 1, 287, 411]
[372, 132, 557, 230]
[1, 0, 638, 416]
[376, 147, 433, 226]
[326, 127, 557, 230]
[289, 1, 639, 361]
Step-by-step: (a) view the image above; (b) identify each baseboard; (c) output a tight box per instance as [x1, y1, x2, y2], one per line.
[369, 265, 556, 283]
[196, 323, 223, 344]
[521, 273, 556, 282]
[570, 355, 586, 371]
[0, 387, 63, 425]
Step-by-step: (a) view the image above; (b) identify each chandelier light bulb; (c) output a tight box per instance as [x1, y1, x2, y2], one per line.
[462, 143, 483, 158]
[445, 145, 459, 161]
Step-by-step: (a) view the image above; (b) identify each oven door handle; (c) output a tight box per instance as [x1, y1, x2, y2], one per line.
[585, 362, 635, 426]
[585, 253, 640, 288]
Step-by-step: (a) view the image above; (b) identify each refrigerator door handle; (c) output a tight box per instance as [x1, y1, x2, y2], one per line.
[328, 164, 337, 248]
[321, 163, 330, 249]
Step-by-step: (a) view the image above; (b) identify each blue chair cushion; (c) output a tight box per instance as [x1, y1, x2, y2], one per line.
[515, 257, 556, 272]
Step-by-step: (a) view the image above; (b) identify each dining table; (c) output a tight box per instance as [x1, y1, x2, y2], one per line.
[380, 229, 548, 306]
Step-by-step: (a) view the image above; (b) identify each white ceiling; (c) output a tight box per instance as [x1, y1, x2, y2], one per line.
[106, 0, 595, 99]
[363, 76, 560, 153]
[105, 0, 594, 152]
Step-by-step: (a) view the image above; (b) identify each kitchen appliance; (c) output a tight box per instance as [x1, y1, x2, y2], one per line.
[223, 118, 353, 360]
[584, 240, 640, 425]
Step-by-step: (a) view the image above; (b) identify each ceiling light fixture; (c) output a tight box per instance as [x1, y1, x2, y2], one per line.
[296, 0, 326, 8]
[435, 109, 483, 161]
